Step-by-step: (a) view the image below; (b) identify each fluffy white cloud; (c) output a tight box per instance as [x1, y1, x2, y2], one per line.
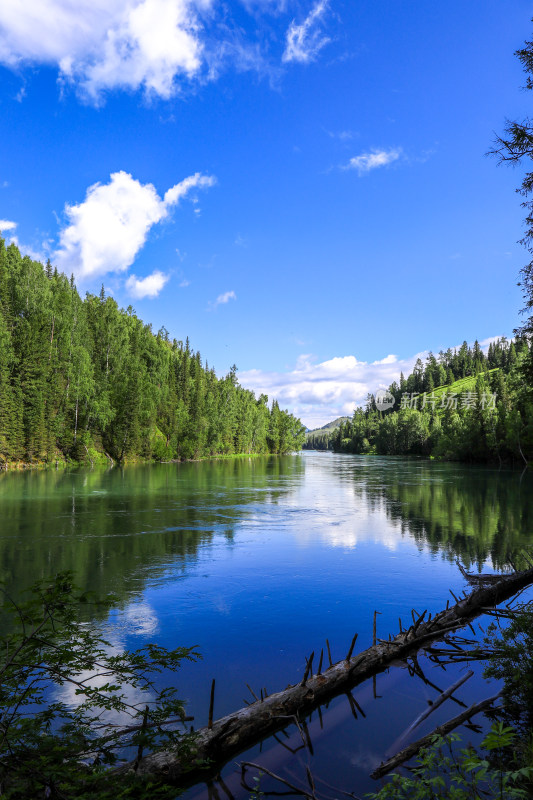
[343, 148, 402, 175]
[239, 337, 505, 429]
[282, 0, 330, 64]
[0, 0, 212, 101]
[0, 219, 17, 231]
[211, 289, 236, 308]
[0, 0, 325, 101]
[239, 350, 426, 429]
[54, 170, 215, 280]
[126, 270, 170, 298]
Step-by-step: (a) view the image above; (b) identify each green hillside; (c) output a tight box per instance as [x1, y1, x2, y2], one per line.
[303, 416, 350, 450]
[430, 369, 499, 399]
[331, 338, 533, 464]
[312, 416, 350, 433]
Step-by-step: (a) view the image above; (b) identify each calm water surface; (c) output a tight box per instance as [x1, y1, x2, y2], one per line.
[1, 452, 532, 796]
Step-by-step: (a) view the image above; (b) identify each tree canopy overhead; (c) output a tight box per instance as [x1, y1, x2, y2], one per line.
[490, 26, 533, 359]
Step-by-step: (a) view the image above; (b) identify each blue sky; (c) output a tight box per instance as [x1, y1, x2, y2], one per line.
[0, 0, 531, 427]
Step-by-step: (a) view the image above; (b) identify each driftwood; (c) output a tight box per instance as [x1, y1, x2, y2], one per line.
[456, 561, 504, 585]
[385, 669, 473, 757]
[123, 565, 533, 788]
[371, 692, 501, 779]
[241, 760, 363, 800]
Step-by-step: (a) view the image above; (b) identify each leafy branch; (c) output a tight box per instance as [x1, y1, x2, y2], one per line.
[0, 572, 200, 799]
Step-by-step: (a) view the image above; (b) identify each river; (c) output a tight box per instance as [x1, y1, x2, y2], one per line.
[1, 452, 531, 796]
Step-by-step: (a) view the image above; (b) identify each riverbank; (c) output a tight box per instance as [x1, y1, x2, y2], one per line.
[0, 450, 294, 471]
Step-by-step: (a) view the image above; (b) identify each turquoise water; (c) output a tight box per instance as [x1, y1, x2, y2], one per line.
[1, 452, 531, 795]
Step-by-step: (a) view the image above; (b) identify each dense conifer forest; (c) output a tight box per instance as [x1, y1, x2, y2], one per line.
[0, 238, 305, 466]
[327, 338, 533, 464]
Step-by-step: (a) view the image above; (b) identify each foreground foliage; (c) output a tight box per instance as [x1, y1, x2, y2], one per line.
[367, 725, 533, 800]
[484, 603, 533, 750]
[367, 605, 533, 799]
[0, 573, 199, 799]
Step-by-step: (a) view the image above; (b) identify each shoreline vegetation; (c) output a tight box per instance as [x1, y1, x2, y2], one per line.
[0, 450, 290, 471]
[0, 237, 306, 469]
[304, 338, 533, 467]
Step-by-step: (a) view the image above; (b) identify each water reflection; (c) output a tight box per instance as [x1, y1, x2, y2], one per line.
[1, 454, 532, 611]
[327, 455, 533, 569]
[0, 456, 304, 607]
[2, 452, 532, 797]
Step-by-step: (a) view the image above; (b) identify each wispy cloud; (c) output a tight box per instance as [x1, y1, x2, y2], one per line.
[210, 289, 236, 309]
[0, 219, 45, 261]
[54, 170, 215, 281]
[126, 270, 169, 299]
[0, 0, 313, 103]
[326, 128, 355, 141]
[282, 0, 331, 64]
[342, 148, 402, 175]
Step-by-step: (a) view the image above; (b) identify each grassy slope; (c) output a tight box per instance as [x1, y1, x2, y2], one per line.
[430, 369, 499, 398]
[414, 370, 500, 414]
[305, 417, 350, 440]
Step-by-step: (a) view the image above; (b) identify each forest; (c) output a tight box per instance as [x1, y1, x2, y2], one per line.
[326, 337, 533, 464]
[0, 238, 305, 466]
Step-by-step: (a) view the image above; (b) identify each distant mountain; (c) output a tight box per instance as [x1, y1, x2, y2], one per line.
[303, 417, 350, 450]
[318, 416, 350, 432]
[306, 416, 350, 436]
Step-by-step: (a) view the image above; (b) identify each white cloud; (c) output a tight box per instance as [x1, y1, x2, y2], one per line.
[0, 0, 317, 102]
[239, 337, 507, 429]
[126, 269, 169, 298]
[0, 219, 46, 261]
[326, 128, 355, 141]
[479, 335, 508, 350]
[239, 350, 426, 429]
[282, 0, 330, 64]
[54, 170, 215, 281]
[163, 172, 215, 205]
[343, 148, 402, 175]
[0, 0, 212, 102]
[211, 289, 236, 308]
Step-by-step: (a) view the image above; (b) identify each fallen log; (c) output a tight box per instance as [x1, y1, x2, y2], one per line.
[370, 692, 501, 780]
[123, 565, 533, 788]
[384, 669, 474, 757]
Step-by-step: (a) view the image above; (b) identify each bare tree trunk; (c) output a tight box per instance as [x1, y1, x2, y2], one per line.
[74, 394, 79, 444]
[49, 315, 55, 361]
[517, 428, 528, 466]
[121, 565, 533, 788]
[371, 693, 501, 779]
